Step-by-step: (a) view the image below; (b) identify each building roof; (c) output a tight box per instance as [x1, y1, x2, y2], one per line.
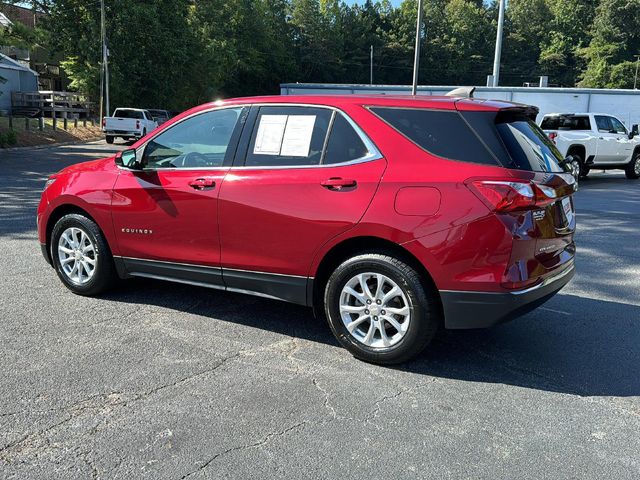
[0, 51, 38, 74]
[0, 11, 11, 28]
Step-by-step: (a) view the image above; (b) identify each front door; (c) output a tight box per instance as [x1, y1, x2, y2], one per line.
[594, 115, 627, 164]
[111, 106, 248, 282]
[217, 105, 386, 303]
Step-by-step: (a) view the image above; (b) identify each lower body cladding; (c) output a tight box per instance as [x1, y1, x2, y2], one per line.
[440, 262, 575, 329]
[45, 249, 573, 330]
[113, 256, 309, 305]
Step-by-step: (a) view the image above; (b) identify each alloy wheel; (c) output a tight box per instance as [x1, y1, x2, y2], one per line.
[57, 227, 97, 285]
[339, 272, 411, 348]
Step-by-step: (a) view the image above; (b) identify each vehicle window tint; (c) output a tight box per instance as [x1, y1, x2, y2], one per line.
[245, 106, 332, 167]
[142, 107, 244, 169]
[595, 115, 613, 133]
[113, 109, 143, 119]
[610, 117, 627, 134]
[495, 114, 564, 173]
[370, 107, 498, 165]
[323, 114, 369, 164]
[540, 115, 590, 131]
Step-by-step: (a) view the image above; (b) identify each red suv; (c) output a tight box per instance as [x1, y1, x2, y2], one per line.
[37, 95, 576, 364]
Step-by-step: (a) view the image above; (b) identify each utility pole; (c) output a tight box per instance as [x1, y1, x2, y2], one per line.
[634, 55, 640, 90]
[370, 45, 373, 85]
[100, 0, 109, 118]
[411, 0, 424, 95]
[492, 0, 506, 87]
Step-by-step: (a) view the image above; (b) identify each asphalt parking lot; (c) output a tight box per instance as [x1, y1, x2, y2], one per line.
[1, 140, 639, 479]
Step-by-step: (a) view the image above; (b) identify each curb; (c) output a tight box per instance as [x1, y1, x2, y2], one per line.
[1, 137, 106, 152]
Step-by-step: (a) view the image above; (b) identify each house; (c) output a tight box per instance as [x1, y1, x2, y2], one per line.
[0, 52, 38, 113]
[0, 3, 68, 91]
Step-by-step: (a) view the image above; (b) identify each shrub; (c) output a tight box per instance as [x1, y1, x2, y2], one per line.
[0, 129, 18, 148]
[6, 129, 17, 146]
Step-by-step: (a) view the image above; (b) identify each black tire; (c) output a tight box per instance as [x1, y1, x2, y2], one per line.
[105, 135, 114, 144]
[324, 252, 441, 365]
[625, 154, 640, 179]
[572, 153, 589, 178]
[50, 213, 117, 296]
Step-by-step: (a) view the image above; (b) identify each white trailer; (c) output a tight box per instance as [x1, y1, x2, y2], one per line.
[280, 83, 640, 130]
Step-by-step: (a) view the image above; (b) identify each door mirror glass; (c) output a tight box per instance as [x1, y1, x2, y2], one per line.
[115, 149, 140, 169]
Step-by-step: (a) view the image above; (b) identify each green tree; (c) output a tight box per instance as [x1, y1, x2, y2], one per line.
[579, 0, 640, 88]
[538, 0, 596, 86]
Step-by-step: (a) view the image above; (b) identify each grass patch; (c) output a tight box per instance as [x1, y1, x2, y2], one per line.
[0, 116, 103, 148]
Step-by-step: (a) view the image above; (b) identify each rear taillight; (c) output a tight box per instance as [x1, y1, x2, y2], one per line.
[101, 117, 106, 127]
[548, 132, 558, 144]
[468, 180, 557, 213]
[136, 120, 140, 130]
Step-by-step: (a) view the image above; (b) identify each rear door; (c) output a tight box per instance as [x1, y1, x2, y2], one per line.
[217, 105, 386, 302]
[111, 106, 248, 283]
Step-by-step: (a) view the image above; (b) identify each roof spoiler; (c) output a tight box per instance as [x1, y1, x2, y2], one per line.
[445, 86, 476, 98]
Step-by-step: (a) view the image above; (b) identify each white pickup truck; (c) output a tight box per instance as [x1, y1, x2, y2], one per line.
[103, 108, 158, 144]
[540, 112, 640, 179]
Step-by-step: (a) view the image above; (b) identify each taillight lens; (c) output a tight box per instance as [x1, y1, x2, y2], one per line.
[136, 120, 140, 129]
[468, 180, 557, 212]
[101, 117, 106, 127]
[548, 132, 558, 144]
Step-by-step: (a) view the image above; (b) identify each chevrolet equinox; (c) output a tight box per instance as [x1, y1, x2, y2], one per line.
[37, 95, 576, 364]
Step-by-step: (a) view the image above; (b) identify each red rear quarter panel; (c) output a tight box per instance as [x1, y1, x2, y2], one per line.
[306, 101, 520, 292]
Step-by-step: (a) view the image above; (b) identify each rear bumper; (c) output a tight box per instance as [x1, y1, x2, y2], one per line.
[104, 130, 140, 137]
[440, 262, 575, 329]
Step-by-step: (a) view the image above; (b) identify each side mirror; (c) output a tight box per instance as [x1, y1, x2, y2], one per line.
[629, 124, 639, 139]
[115, 149, 141, 170]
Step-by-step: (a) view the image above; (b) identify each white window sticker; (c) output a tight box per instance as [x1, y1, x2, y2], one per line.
[253, 115, 287, 155]
[280, 115, 316, 157]
[252, 114, 317, 157]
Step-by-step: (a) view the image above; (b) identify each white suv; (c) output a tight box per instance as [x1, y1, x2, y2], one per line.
[540, 113, 640, 179]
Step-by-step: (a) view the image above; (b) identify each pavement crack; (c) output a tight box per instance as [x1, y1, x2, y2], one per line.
[312, 378, 337, 419]
[366, 390, 404, 423]
[179, 422, 308, 479]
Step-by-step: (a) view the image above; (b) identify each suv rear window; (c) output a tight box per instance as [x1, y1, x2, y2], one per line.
[494, 113, 565, 173]
[370, 107, 498, 165]
[540, 115, 591, 131]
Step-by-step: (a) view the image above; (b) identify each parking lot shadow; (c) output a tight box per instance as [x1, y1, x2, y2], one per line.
[106, 280, 640, 398]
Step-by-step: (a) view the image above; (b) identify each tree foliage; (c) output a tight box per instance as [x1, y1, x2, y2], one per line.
[1, 0, 638, 110]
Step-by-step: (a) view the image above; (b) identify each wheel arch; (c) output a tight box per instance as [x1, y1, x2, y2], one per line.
[310, 236, 441, 315]
[566, 144, 586, 160]
[44, 204, 106, 264]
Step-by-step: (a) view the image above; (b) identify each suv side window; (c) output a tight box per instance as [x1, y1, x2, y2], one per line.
[610, 117, 627, 134]
[142, 107, 245, 169]
[323, 114, 370, 164]
[595, 115, 613, 133]
[371, 107, 498, 165]
[245, 106, 333, 167]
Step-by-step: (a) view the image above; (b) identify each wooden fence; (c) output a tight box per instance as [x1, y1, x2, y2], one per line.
[11, 91, 94, 119]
